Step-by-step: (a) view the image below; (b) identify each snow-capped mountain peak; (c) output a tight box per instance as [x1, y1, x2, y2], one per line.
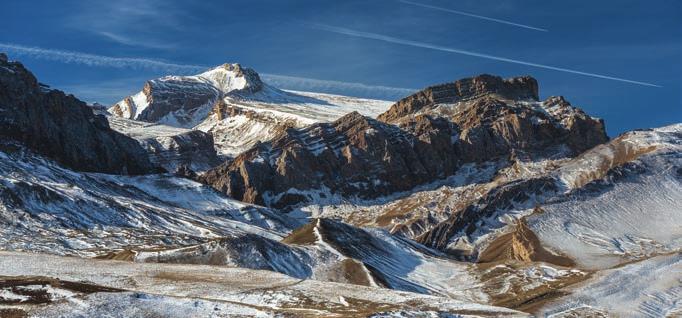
[196, 63, 264, 94]
[108, 63, 393, 156]
[109, 62, 266, 127]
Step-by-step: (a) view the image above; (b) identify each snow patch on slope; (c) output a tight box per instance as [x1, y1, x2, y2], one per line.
[539, 253, 682, 317]
[0, 251, 527, 317]
[0, 147, 299, 256]
[530, 161, 682, 269]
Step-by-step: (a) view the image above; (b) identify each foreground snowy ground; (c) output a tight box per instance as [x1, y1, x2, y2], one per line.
[1, 251, 679, 317]
[538, 253, 682, 317]
[0, 148, 299, 256]
[0, 251, 526, 317]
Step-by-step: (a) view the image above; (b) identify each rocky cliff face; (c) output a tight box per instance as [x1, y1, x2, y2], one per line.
[199, 111, 447, 207]
[381, 74, 607, 161]
[138, 129, 220, 172]
[377, 74, 539, 123]
[0, 53, 155, 175]
[199, 74, 608, 208]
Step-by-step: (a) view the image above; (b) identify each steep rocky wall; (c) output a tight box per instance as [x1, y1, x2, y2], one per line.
[0, 53, 155, 175]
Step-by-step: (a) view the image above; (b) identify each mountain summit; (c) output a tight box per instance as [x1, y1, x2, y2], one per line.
[108, 63, 392, 157]
[109, 63, 265, 127]
[378, 74, 539, 123]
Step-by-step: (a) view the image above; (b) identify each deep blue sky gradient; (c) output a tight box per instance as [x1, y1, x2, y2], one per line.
[1, 0, 680, 135]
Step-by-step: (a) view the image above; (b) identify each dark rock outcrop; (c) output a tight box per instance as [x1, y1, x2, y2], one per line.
[199, 111, 457, 207]
[0, 54, 155, 174]
[377, 74, 538, 123]
[199, 74, 608, 208]
[542, 96, 608, 154]
[381, 75, 607, 162]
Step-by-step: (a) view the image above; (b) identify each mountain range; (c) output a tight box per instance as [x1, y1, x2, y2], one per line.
[0, 52, 680, 317]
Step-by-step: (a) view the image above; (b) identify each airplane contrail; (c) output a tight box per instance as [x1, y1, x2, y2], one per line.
[307, 23, 661, 88]
[0, 42, 414, 100]
[398, 0, 548, 32]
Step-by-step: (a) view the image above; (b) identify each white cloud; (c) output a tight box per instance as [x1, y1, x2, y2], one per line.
[65, 0, 184, 50]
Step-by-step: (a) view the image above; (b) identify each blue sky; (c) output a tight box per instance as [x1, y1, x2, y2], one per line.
[1, 0, 680, 135]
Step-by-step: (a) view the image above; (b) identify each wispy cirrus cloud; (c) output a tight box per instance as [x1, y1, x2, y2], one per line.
[0, 43, 413, 101]
[398, 0, 548, 32]
[0, 43, 204, 73]
[64, 0, 184, 50]
[306, 23, 661, 88]
[260, 74, 415, 101]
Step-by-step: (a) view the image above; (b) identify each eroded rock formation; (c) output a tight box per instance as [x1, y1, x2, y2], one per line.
[200, 74, 608, 208]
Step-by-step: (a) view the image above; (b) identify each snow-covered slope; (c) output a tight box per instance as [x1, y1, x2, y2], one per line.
[131, 218, 486, 301]
[109, 63, 393, 157]
[410, 124, 681, 269]
[0, 146, 300, 256]
[528, 124, 682, 269]
[0, 251, 528, 318]
[538, 253, 682, 317]
[104, 113, 221, 172]
[117, 217, 588, 311]
[198, 89, 392, 157]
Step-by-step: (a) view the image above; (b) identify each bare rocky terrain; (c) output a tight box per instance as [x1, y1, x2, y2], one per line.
[199, 74, 608, 209]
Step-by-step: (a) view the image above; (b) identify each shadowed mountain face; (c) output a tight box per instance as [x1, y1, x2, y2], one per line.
[0, 53, 155, 175]
[199, 74, 608, 208]
[102, 114, 221, 173]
